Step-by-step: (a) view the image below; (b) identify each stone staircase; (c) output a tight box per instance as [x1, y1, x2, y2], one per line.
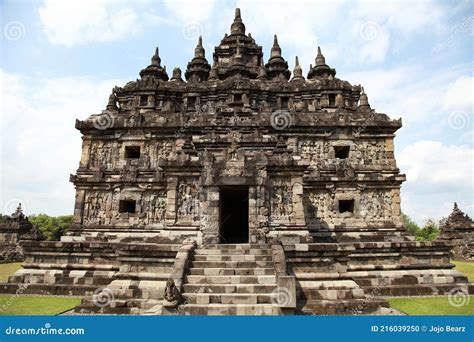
[160, 244, 289, 315]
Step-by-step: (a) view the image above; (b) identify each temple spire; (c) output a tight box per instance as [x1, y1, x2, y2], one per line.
[139, 46, 169, 81]
[265, 34, 290, 81]
[230, 8, 246, 35]
[170, 67, 184, 82]
[291, 56, 304, 82]
[152, 47, 161, 66]
[185, 36, 210, 82]
[315, 46, 325, 66]
[307, 45, 336, 79]
[359, 87, 370, 110]
[194, 35, 205, 59]
[106, 89, 118, 110]
[270, 34, 282, 59]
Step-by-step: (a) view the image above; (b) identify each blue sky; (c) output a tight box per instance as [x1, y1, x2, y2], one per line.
[0, 0, 473, 224]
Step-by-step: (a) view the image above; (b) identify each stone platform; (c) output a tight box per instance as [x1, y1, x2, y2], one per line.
[1, 232, 471, 315]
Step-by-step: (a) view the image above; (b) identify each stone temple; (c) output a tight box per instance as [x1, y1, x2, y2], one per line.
[1, 9, 471, 315]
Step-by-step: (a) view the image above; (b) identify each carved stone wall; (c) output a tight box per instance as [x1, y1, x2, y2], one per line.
[82, 189, 167, 227]
[304, 188, 400, 228]
[176, 178, 200, 225]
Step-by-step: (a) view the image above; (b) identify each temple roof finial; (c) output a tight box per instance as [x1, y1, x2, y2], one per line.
[139, 46, 169, 81]
[106, 88, 118, 110]
[152, 47, 161, 66]
[315, 46, 325, 66]
[230, 8, 246, 35]
[270, 34, 282, 59]
[359, 87, 370, 110]
[291, 56, 304, 82]
[194, 35, 205, 59]
[185, 36, 210, 82]
[170, 67, 184, 82]
[235, 8, 241, 20]
[307, 45, 336, 79]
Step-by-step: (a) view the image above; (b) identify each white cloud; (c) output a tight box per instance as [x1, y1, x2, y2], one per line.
[344, 63, 472, 128]
[163, 0, 217, 22]
[1, 69, 125, 215]
[442, 76, 474, 111]
[398, 140, 474, 223]
[38, 0, 142, 47]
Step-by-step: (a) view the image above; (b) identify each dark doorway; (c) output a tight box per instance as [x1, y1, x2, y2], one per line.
[219, 187, 249, 244]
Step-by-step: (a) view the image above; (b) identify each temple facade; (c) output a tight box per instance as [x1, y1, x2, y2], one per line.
[71, 9, 404, 246]
[1, 9, 471, 315]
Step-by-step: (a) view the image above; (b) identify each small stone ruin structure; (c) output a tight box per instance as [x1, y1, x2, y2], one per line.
[0, 204, 44, 263]
[439, 203, 474, 260]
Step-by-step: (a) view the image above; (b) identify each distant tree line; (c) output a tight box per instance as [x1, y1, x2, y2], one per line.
[402, 213, 442, 241]
[2, 211, 442, 242]
[28, 214, 73, 241]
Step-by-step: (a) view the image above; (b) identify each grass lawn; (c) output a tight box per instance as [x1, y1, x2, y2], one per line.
[0, 295, 81, 315]
[387, 296, 474, 315]
[0, 262, 81, 315]
[453, 260, 474, 282]
[0, 262, 22, 282]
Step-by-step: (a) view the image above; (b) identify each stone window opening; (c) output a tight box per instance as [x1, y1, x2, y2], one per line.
[281, 96, 289, 109]
[124, 146, 141, 159]
[334, 146, 350, 159]
[139, 95, 148, 107]
[233, 94, 242, 103]
[328, 94, 336, 106]
[119, 200, 136, 214]
[339, 199, 354, 213]
[187, 96, 196, 109]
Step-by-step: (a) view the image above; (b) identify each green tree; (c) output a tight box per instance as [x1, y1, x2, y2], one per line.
[402, 212, 420, 237]
[29, 214, 73, 241]
[416, 219, 440, 241]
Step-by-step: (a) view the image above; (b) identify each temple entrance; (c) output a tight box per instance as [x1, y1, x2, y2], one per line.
[219, 186, 249, 244]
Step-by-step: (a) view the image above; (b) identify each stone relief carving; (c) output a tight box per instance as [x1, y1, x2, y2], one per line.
[82, 191, 166, 226]
[269, 179, 293, 222]
[176, 179, 200, 222]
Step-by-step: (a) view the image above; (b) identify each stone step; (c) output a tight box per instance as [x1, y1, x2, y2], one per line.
[300, 298, 387, 315]
[183, 283, 277, 294]
[194, 248, 272, 255]
[0, 282, 97, 296]
[185, 275, 276, 285]
[182, 293, 273, 304]
[80, 298, 161, 309]
[190, 261, 274, 268]
[188, 268, 275, 276]
[203, 244, 270, 249]
[193, 255, 272, 262]
[165, 303, 282, 315]
[363, 283, 473, 296]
